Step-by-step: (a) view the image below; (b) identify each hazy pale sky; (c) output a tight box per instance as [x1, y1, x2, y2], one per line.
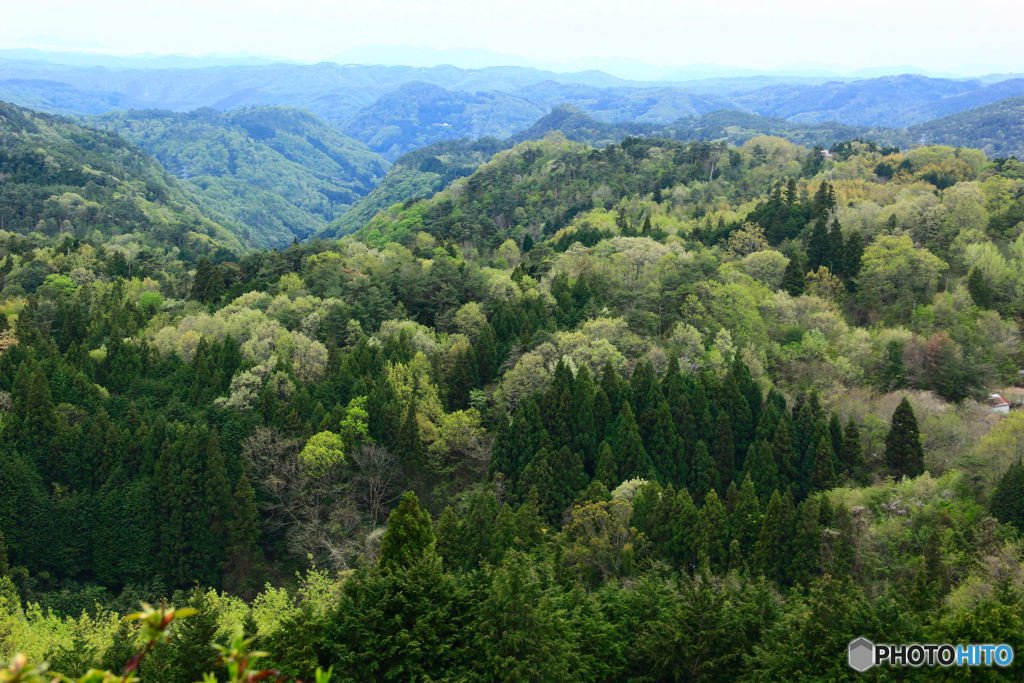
[1, 0, 1022, 74]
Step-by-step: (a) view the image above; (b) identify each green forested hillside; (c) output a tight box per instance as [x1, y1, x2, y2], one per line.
[2, 122, 1024, 679]
[0, 100, 243, 259]
[90, 107, 389, 247]
[911, 95, 1024, 158]
[339, 81, 545, 160]
[323, 137, 507, 238]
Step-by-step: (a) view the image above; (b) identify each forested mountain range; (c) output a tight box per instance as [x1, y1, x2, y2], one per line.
[3, 117, 1024, 677]
[4, 56, 1024, 161]
[88, 107, 389, 247]
[909, 95, 1024, 159]
[0, 100, 243, 259]
[3, 80, 1024, 679]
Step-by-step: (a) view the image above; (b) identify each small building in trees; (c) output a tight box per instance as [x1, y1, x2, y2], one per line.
[987, 394, 1011, 414]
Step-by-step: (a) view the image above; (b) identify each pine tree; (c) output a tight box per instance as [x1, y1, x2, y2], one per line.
[711, 411, 735, 492]
[191, 257, 224, 303]
[434, 506, 463, 568]
[600, 360, 624, 418]
[143, 589, 221, 683]
[595, 441, 617, 488]
[12, 361, 56, 457]
[755, 490, 795, 584]
[990, 462, 1024, 533]
[730, 475, 762, 554]
[806, 216, 831, 271]
[967, 267, 994, 309]
[646, 400, 682, 485]
[474, 323, 501, 384]
[629, 360, 658, 420]
[743, 440, 779, 501]
[884, 398, 925, 478]
[571, 365, 598, 473]
[781, 256, 806, 296]
[550, 446, 588, 515]
[808, 436, 836, 492]
[841, 417, 866, 482]
[613, 403, 653, 481]
[518, 448, 559, 523]
[696, 489, 728, 572]
[379, 491, 436, 571]
[842, 230, 864, 290]
[828, 414, 844, 467]
[666, 487, 699, 569]
[690, 441, 717, 503]
[789, 497, 822, 586]
[446, 343, 478, 411]
[224, 473, 262, 597]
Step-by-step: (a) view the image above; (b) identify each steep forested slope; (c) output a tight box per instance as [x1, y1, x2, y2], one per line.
[339, 82, 544, 159]
[0, 100, 243, 256]
[3, 119, 1024, 679]
[323, 137, 507, 238]
[910, 95, 1024, 158]
[90, 106, 389, 247]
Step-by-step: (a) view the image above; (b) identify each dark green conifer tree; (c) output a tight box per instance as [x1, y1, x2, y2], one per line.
[600, 360, 624, 418]
[884, 398, 924, 478]
[550, 446, 588, 516]
[743, 440, 779, 501]
[842, 230, 864, 290]
[967, 267, 993, 310]
[446, 343, 478, 411]
[474, 323, 501, 384]
[594, 441, 617, 489]
[434, 506, 463, 568]
[789, 497, 822, 587]
[690, 441, 717, 503]
[828, 414, 844, 470]
[781, 256, 806, 296]
[730, 475, 762, 554]
[571, 365, 598, 474]
[806, 216, 831, 271]
[518, 448, 559, 523]
[808, 437, 836, 492]
[696, 489, 728, 572]
[379, 491, 436, 571]
[990, 463, 1024, 532]
[646, 400, 683, 486]
[711, 411, 735, 492]
[191, 257, 224, 304]
[841, 417, 866, 482]
[224, 473, 262, 597]
[613, 403, 654, 481]
[755, 489, 796, 584]
[629, 360, 658, 420]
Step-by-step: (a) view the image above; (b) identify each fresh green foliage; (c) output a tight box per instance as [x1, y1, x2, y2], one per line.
[90, 107, 389, 247]
[2, 105, 1024, 679]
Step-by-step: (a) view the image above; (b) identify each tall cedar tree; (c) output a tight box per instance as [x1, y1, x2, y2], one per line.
[613, 403, 653, 482]
[711, 411, 735, 492]
[379, 491, 436, 571]
[781, 257, 806, 296]
[884, 398, 925, 478]
[990, 462, 1024, 532]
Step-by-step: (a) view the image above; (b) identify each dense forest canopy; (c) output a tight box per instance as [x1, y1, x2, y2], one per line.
[88, 107, 389, 248]
[1, 90, 1024, 679]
